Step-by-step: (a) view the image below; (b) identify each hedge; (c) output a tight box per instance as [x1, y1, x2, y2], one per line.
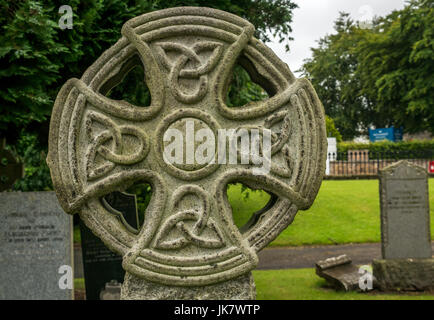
[337, 140, 434, 160]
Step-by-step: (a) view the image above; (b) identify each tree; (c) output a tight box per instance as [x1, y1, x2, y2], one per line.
[355, 0, 434, 135]
[0, 0, 298, 190]
[301, 0, 434, 140]
[325, 116, 342, 143]
[300, 12, 372, 140]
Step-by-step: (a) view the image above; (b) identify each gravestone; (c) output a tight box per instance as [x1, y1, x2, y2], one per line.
[0, 139, 23, 191]
[379, 161, 431, 259]
[80, 191, 138, 300]
[0, 192, 73, 300]
[47, 7, 327, 299]
[373, 161, 433, 291]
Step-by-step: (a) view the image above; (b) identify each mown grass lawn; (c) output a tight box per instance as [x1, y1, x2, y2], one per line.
[253, 269, 434, 300]
[228, 179, 434, 247]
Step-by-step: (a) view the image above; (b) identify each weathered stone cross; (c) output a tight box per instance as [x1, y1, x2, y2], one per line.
[47, 7, 327, 299]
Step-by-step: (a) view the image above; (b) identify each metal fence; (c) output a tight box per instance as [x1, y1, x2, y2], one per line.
[326, 150, 434, 178]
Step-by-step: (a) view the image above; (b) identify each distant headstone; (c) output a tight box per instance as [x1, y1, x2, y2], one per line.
[0, 192, 73, 300]
[0, 140, 23, 191]
[379, 161, 432, 259]
[374, 161, 433, 292]
[80, 191, 138, 300]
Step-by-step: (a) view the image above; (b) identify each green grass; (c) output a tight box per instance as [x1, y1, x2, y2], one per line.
[229, 179, 434, 247]
[74, 278, 85, 290]
[228, 183, 272, 228]
[73, 225, 81, 244]
[253, 269, 434, 300]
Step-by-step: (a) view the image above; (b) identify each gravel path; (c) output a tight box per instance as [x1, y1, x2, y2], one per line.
[257, 242, 434, 270]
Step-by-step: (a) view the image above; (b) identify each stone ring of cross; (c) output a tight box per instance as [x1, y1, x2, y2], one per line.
[47, 7, 327, 295]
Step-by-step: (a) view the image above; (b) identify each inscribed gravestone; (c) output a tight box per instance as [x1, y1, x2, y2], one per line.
[47, 7, 327, 299]
[80, 191, 138, 300]
[379, 161, 431, 259]
[374, 161, 433, 291]
[0, 192, 73, 300]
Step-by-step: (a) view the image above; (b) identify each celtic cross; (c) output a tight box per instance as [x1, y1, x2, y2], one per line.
[47, 7, 327, 299]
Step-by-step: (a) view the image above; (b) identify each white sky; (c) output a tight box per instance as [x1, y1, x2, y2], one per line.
[267, 0, 406, 75]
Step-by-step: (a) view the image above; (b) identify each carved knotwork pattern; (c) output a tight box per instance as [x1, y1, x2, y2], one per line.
[156, 41, 223, 104]
[47, 8, 327, 286]
[85, 112, 149, 180]
[155, 211, 225, 249]
[154, 186, 225, 250]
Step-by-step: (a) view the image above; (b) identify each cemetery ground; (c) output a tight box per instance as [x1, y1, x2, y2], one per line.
[73, 269, 434, 300]
[73, 178, 434, 300]
[73, 179, 434, 247]
[231, 179, 434, 246]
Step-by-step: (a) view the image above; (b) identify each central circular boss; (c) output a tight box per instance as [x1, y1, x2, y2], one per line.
[155, 109, 221, 181]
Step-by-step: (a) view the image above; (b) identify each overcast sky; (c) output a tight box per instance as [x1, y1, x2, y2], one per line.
[267, 0, 406, 75]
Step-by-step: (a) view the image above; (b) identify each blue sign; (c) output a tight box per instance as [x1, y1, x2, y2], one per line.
[369, 127, 403, 143]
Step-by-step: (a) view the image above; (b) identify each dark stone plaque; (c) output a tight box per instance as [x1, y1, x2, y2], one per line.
[79, 191, 138, 300]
